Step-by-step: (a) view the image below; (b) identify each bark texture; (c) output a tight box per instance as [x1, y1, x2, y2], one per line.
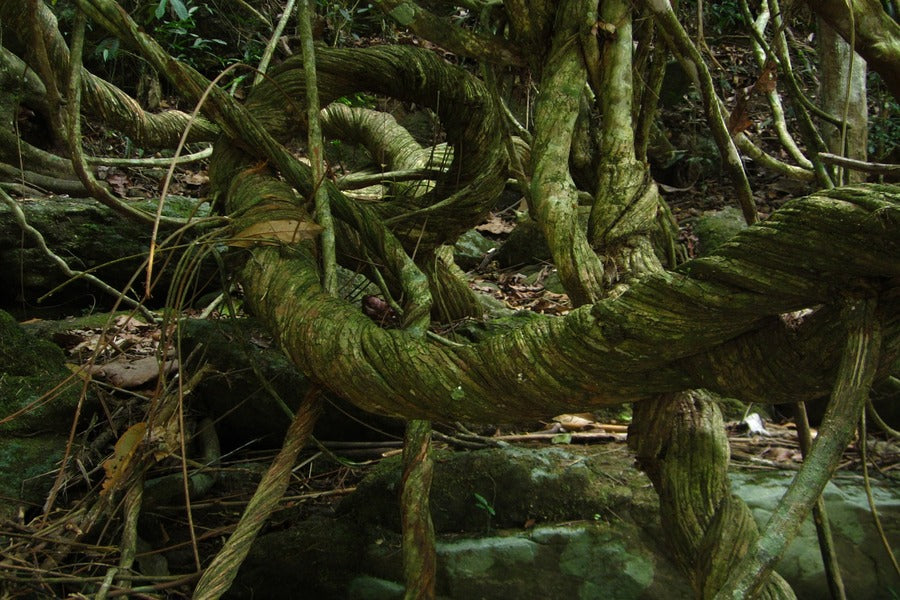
[237, 185, 900, 421]
[805, 0, 900, 100]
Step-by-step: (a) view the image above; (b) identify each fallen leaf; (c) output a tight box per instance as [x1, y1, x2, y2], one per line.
[183, 170, 209, 186]
[87, 355, 177, 388]
[101, 422, 146, 496]
[475, 214, 515, 235]
[554, 414, 595, 432]
[229, 219, 323, 247]
[106, 172, 131, 197]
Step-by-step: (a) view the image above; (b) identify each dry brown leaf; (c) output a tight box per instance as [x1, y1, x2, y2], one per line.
[763, 446, 797, 463]
[728, 91, 754, 135]
[106, 172, 131, 197]
[183, 170, 209, 186]
[87, 355, 177, 388]
[147, 421, 181, 462]
[554, 413, 596, 432]
[229, 219, 323, 247]
[754, 61, 778, 93]
[475, 214, 515, 235]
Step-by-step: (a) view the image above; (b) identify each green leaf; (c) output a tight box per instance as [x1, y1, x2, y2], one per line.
[550, 433, 572, 444]
[155, 0, 167, 20]
[473, 493, 495, 516]
[170, 0, 189, 21]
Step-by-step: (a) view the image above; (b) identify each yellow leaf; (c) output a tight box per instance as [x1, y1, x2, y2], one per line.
[65, 363, 92, 382]
[101, 422, 146, 497]
[228, 219, 323, 247]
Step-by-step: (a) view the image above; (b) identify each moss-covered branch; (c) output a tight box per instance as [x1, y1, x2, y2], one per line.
[241, 184, 900, 421]
[803, 0, 900, 100]
[529, 0, 606, 306]
[373, 0, 524, 67]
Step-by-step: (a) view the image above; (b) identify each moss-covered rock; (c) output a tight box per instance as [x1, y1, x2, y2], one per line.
[0, 309, 84, 434]
[0, 309, 88, 519]
[0, 196, 212, 314]
[227, 516, 366, 599]
[227, 446, 900, 600]
[230, 446, 689, 600]
[453, 229, 496, 271]
[691, 206, 747, 256]
[340, 446, 657, 533]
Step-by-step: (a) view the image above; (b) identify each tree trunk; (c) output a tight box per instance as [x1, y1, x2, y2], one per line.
[818, 18, 868, 184]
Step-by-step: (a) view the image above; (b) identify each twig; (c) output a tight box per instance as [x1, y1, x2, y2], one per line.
[252, 0, 297, 86]
[155, 487, 357, 511]
[337, 167, 446, 190]
[866, 395, 900, 439]
[144, 65, 239, 299]
[793, 401, 847, 600]
[431, 431, 497, 449]
[859, 414, 900, 577]
[298, 0, 337, 294]
[819, 153, 900, 175]
[95, 480, 143, 600]
[86, 146, 213, 167]
[494, 431, 626, 443]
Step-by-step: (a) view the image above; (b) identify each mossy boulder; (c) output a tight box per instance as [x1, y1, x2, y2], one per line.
[0, 309, 84, 434]
[691, 206, 747, 256]
[230, 446, 689, 600]
[0, 310, 87, 519]
[340, 446, 657, 533]
[0, 196, 212, 314]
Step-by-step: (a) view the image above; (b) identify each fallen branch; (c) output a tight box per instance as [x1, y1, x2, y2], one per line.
[819, 152, 900, 175]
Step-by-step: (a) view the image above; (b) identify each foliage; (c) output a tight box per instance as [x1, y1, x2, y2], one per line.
[335, 91, 378, 109]
[318, 0, 388, 45]
[155, 0, 189, 21]
[704, 0, 745, 34]
[868, 72, 900, 161]
[150, 0, 227, 69]
[473, 493, 494, 516]
[679, 0, 745, 35]
[51, 0, 259, 79]
[473, 492, 495, 531]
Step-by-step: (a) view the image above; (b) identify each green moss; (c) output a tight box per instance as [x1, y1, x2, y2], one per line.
[0, 310, 87, 433]
[342, 446, 655, 534]
[0, 434, 68, 520]
[691, 206, 747, 256]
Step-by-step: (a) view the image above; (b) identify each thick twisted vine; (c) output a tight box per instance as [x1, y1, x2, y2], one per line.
[68, 6, 900, 600]
[239, 184, 899, 421]
[630, 393, 796, 598]
[228, 44, 508, 251]
[716, 297, 881, 598]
